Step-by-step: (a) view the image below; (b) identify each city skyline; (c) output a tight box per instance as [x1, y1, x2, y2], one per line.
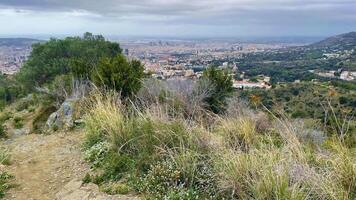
[0, 0, 355, 38]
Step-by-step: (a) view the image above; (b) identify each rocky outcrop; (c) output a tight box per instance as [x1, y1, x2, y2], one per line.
[56, 179, 139, 200]
[46, 98, 79, 131]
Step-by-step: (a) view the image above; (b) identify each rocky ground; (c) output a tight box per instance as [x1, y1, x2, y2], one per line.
[1, 131, 139, 200]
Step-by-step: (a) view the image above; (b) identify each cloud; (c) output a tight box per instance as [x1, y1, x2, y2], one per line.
[0, 0, 355, 37]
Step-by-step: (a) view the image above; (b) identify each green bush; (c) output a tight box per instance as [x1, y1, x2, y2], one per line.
[13, 117, 23, 129]
[0, 112, 11, 123]
[0, 172, 14, 198]
[201, 66, 233, 113]
[0, 148, 10, 165]
[16, 32, 122, 88]
[0, 124, 6, 139]
[91, 54, 144, 98]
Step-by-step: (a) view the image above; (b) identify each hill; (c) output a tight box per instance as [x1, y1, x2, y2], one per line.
[0, 38, 40, 47]
[310, 31, 356, 50]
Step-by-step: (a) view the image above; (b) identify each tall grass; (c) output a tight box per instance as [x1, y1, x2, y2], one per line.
[82, 87, 356, 199]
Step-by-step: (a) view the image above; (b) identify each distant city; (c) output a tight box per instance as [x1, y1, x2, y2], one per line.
[1, 35, 355, 89]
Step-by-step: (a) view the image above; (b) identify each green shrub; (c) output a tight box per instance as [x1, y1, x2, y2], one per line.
[101, 182, 131, 195]
[0, 148, 10, 165]
[201, 66, 233, 114]
[84, 141, 110, 167]
[0, 112, 11, 123]
[13, 117, 23, 129]
[91, 54, 144, 98]
[0, 172, 14, 198]
[16, 32, 122, 88]
[0, 124, 6, 139]
[15, 97, 35, 112]
[99, 152, 135, 182]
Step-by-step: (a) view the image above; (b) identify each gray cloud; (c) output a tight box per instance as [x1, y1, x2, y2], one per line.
[0, 0, 355, 37]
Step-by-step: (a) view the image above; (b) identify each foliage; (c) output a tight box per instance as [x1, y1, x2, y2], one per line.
[201, 66, 234, 113]
[16, 32, 122, 88]
[0, 148, 10, 165]
[0, 172, 14, 199]
[0, 124, 6, 139]
[0, 74, 23, 108]
[82, 90, 356, 199]
[91, 54, 144, 98]
[13, 116, 23, 129]
[238, 82, 356, 138]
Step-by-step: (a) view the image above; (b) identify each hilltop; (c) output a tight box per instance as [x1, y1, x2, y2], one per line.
[310, 31, 356, 50]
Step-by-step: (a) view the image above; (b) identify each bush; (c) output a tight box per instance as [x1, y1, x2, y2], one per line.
[201, 66, 233, 114]
[84, 141, 110, 167]
[0, 172, 14, 198]
[0, 124, 6, 138]
[17, 32, 122, 88]
[13, 117, 23, 129]
[0, 148, 10, 165]
[91, 54, 144, 98]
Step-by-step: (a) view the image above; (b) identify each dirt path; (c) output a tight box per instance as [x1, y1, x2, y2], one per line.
[2, 131, 89, 200]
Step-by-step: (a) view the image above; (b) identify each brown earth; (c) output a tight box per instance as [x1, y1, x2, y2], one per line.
[1, 131, 139, 200]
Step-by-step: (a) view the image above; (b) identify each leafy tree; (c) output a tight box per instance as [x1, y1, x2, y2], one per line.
[16, 32, 122, 88]
[202, 66, 234, 113]
[91, 54, 144, 98]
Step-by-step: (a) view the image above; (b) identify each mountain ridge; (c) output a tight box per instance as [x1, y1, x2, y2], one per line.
[310, 31, 356, 50]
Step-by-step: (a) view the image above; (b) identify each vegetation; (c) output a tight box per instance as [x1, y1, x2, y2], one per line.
[238, 82, 356, 142]
[0, 32, 355, 199]
[16, 32, 122, 89]
[81, 84, 356, 199]
[0, 172, 14, 198]
[91, 54, 144, 98]
[0, 148, 13, 198]
[202, 66, 234, 113]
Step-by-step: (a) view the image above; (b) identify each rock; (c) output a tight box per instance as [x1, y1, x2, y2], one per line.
[74, 119, 85, 126]
[56, 179, 140, 200]
[13, 128, 30, 137]
[46, 98, 79, 131]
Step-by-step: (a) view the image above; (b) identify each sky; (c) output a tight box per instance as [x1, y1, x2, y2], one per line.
[0, 0, 355, 38]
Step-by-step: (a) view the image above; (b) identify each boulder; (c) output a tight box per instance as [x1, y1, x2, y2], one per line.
[46, 98, 79, 131]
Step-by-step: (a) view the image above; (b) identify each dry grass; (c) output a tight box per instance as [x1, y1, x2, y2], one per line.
[82, 88, 356, 199]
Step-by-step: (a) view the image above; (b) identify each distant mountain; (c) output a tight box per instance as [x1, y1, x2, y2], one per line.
[310, 32, 356, 50]
[0, 38, 40, 47]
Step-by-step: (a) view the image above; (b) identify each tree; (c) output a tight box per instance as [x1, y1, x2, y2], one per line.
[201, 66, 234, 113]
[16, 32, 122, 88]
[91, 54, 144, 98]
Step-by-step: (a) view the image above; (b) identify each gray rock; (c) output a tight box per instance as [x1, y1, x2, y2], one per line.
[13, 128, 30, 137]
[46, 98, 79, 131]
[56, 179, 140, 200]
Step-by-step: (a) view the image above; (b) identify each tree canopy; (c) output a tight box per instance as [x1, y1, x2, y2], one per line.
[16, 32, 122, 88]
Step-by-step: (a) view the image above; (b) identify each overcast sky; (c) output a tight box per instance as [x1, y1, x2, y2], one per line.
[0, 0, 355, 38]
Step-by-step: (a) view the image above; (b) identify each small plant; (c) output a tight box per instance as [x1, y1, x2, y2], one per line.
[13, 117, 23, 129]
[101, 182, 131, 195]
[0, 172, 14, 198]
[84, 141, 110, 167]
[0, 112, 11, 124]
[0, 148, 10, 165]
[0, 124, 6, 139]
[82, 173, 92, 184]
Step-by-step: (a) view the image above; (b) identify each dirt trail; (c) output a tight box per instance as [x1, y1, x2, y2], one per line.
[2, 131, 89, 200]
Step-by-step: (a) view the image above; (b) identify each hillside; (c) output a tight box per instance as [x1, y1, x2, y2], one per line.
[0, 38, 40, 47]
[310, 31, 356, 50]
